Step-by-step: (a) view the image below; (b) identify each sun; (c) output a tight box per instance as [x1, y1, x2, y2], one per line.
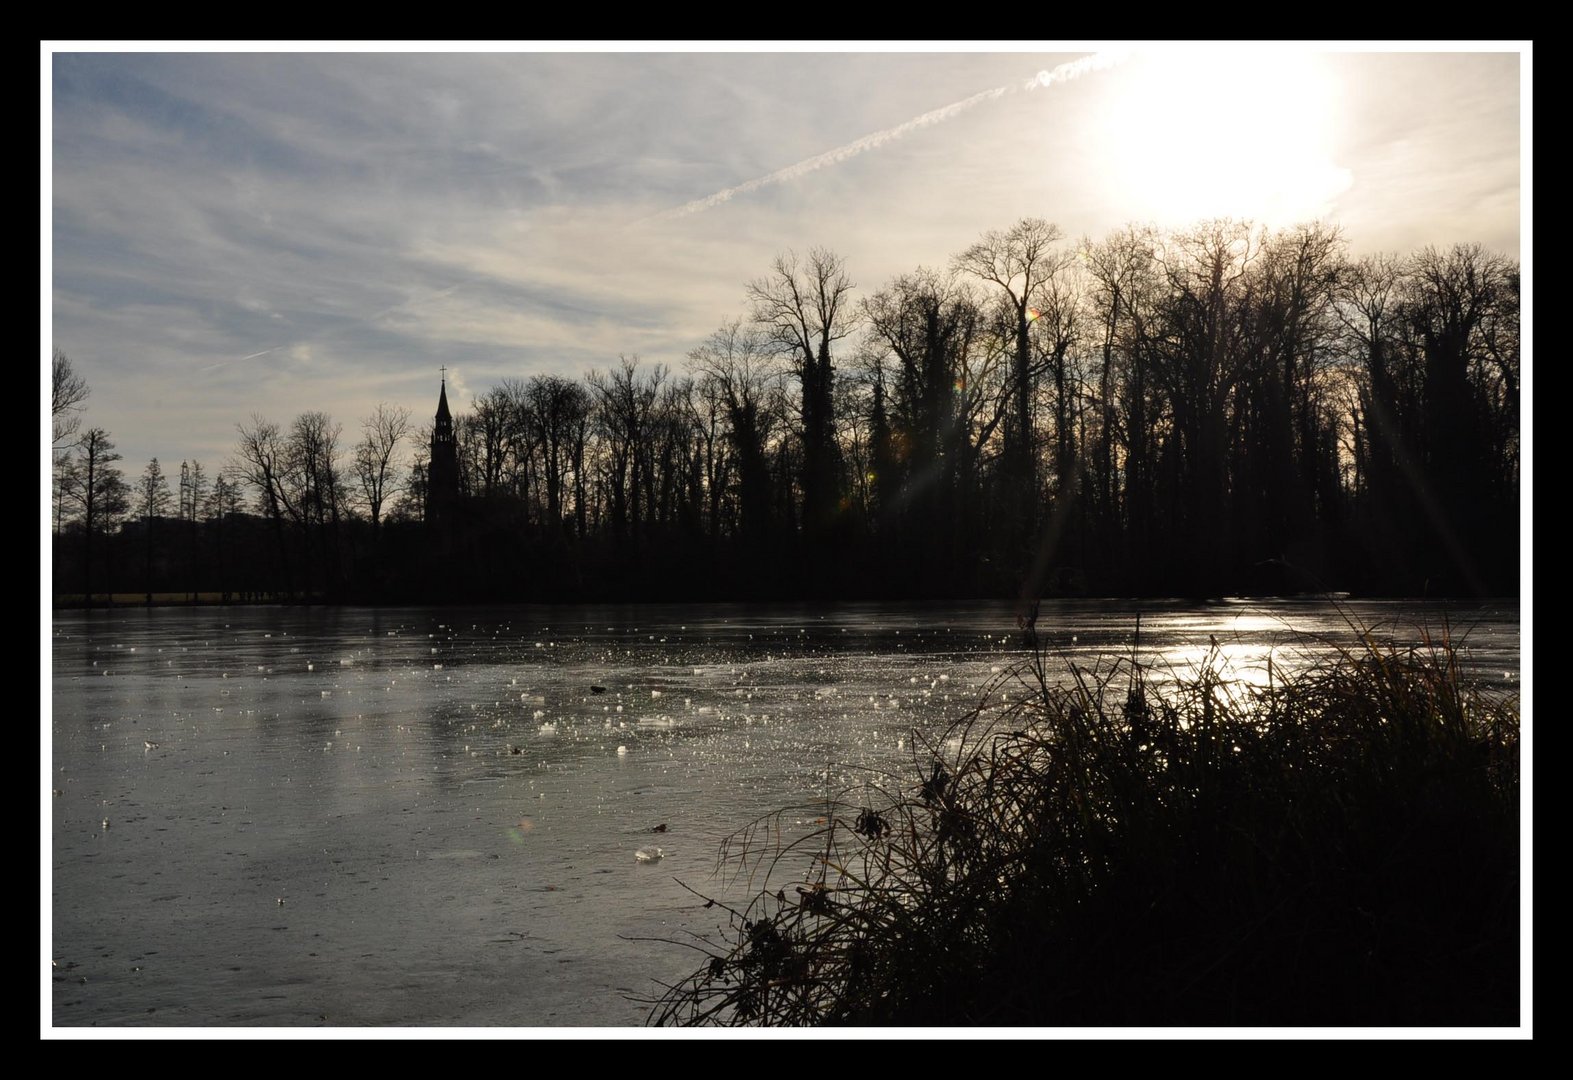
[1092, 48, 1352, 227]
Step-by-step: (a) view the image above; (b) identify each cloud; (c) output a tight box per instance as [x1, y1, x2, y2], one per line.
[645, 52, 1130, 222]
[48, 48, 1521, 474]
[443, 365, 470, 407]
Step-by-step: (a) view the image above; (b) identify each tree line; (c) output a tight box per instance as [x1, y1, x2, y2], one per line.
[50, 217, 1520, 604]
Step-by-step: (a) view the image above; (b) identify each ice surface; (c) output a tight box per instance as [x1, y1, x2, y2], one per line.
[49, 599, 1519, 1027]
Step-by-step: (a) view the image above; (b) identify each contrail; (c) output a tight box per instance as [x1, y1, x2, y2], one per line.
[646, 51, 1129, 223]
[200, 346, 283, 373]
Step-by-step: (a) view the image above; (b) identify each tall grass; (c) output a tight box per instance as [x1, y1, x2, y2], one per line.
[647, 624, 1520, 1026]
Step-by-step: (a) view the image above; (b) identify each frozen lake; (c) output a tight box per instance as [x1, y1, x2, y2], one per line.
[48, 599, 1520, 1027]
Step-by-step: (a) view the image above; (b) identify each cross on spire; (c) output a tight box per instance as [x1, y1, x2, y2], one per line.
[434, 368, 453, 427]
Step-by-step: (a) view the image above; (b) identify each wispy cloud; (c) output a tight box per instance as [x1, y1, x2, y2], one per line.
[47, 48, 1520, 472]
[644, 51, 1130, 223]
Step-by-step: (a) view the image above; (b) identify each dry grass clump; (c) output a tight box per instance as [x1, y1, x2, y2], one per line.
[647, 626, 1519, 1026]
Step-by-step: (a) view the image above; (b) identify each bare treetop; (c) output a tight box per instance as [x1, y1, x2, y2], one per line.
[954, 218, 1068, 311]
[52, 349, 90, 449]
[688, 319, 779, 414]
[355, 403, 413, 529]
[747, 247, 858, 371]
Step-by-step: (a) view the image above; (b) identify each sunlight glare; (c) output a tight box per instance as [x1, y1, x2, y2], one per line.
[1163, 642, 1279, 690]
[1095, 49, 1352, 227]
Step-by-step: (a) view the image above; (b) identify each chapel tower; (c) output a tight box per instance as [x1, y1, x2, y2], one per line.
[426, 371, 459, 527]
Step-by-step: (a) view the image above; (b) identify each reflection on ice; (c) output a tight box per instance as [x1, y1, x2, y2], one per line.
[1158, 642, 1282, 688]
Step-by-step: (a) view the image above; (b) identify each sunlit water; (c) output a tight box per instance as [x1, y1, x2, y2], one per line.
[49, 599, 1519, 1027]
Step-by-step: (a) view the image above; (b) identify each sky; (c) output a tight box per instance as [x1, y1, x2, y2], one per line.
[44, 43, 1526, 477]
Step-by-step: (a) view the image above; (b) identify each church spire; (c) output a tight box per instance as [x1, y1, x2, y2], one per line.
[427, 368, 460, 527]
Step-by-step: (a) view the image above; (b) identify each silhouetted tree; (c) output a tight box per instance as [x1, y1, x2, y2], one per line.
[204, 469, 243, 602]
[1150, 219, 1263, 593]
[866, 365, 899, 531]
[1028, 267, 1084, 507]
[233, 416, 296, 597]
[60, 427, 128, 605]
[469, 384, 523, 500]
[956, 219, 1070, 551]
[1328, 244, 1522, 592]
[137, 459, 172, 604]
[52, 349, 90, 450]
[1083, 226, 1161, 582]
[54, 453, 77, 534]
[390, 452, 428, 524]
[61, 221, 1517, 605]
[749, 248, 856, 549]
[284, 411, 346, 596]
[527, 375, 591, 537]
[690, 319, 778, 551]
[588, 356, 666, 548]
[354, 403, 412, 531]
[179, 460, 207, 601]
[689, 371, 734, 543]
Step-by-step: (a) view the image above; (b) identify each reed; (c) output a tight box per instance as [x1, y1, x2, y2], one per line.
[646, 623, 1520, 1026]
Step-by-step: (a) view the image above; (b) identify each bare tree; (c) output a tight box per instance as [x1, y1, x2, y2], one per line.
[52, 349, 90, 449]
[179, 461, 207, 601]
[1400, 243, 1519, 587]
[54, 453, 85, 534]
[1082, 226, 1160, 552]
[688, 371, 734, 539]
[469, 384, 525, 500]
[234, 415, 296, 596]
[527, 375, 591, 536]
[388, 452, 429, 524]
[1150, 218, 1264, 590]
[204, 468, 244, 602]
[691, 319, 779, 414]
[285, 412, 345, 594]
[1027, 269, 1084, 501]
[495, 378, 539, 509]
[588, 356, 665, 544]
[748, 247, 856, 539]
[955, 218, 1070, 527]
[1335, 250, 1413, 517]
[354, 403, 412, 531]
[1244, 222, 1346, 548]
[862, 269, 963, 489]
[138, 459, 172, 605]
[59, 427, 128, 605]
[861, 268, 1003, 569]
[689, 319, 779, 544]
